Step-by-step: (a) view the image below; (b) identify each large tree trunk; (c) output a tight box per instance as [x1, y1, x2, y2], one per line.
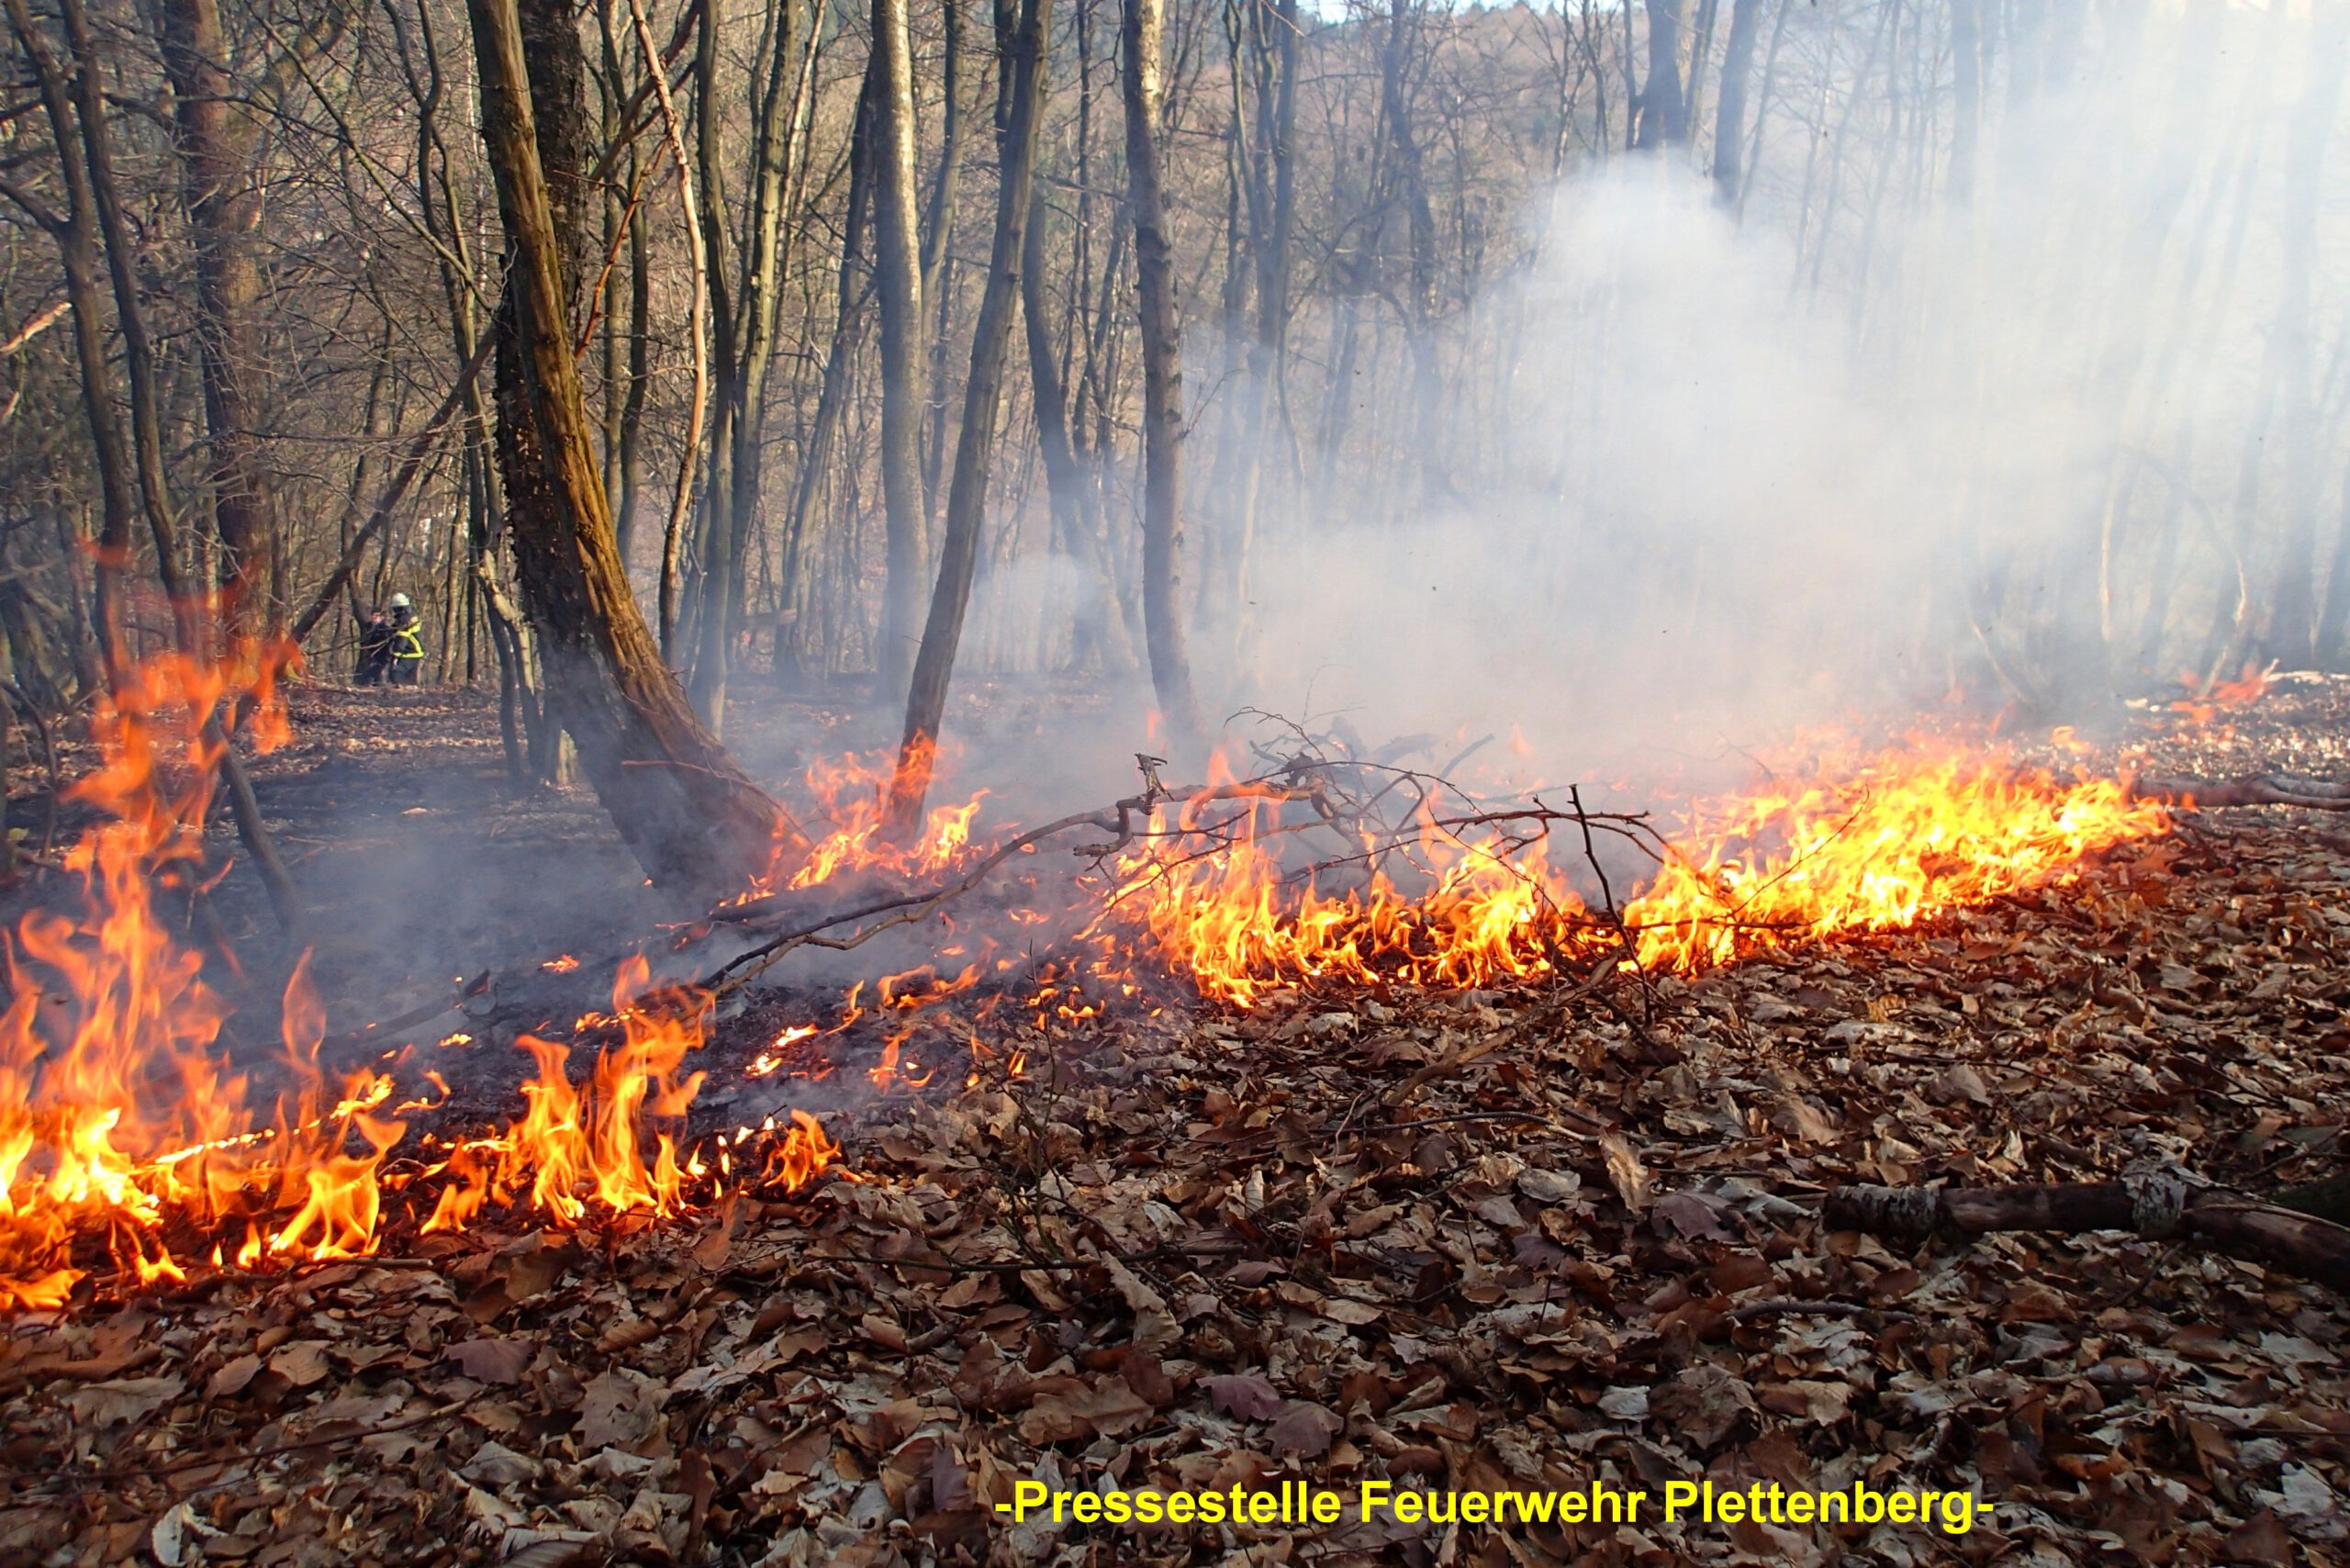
[158, 0, 277, 633]
[888, 0, 1055, 826]
[1120, 0, 1204, 750]
[871, 0, 930, 706]
[466, 0, 789, 897]
[1635, 0, 1687, 150]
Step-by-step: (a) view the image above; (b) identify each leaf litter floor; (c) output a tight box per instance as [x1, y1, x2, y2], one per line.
[1, 678, 2348, 1566]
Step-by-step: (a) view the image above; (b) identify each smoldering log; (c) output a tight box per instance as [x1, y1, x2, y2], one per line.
[1825, 1168, 2350, 1296]
[2131, 774, 2350, 812]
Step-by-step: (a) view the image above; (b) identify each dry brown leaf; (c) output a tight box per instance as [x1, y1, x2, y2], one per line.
[1268, 1400, 1342, 1458]
[1205, 1373, 1284, 1422]
[1599, 1134, 1651, 1213]
[443, 1338, 533, 1385]
[1015, 1376, 1154, 1444]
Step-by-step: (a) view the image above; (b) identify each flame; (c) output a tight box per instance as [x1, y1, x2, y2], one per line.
[0, 644, 417, 1303]
[735, 745, 989, 899]
[2171, 662, 2275, 725]
[760, 1110, 840, 1192]
[1622, 748, 2171, 970]
[423, 958, 706, 1229]
[420, 957, 842, 1238]
[1104, 737, 2171, 1002]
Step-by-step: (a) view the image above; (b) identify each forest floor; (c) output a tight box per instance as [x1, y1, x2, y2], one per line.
[0, 678, 2347, 1566]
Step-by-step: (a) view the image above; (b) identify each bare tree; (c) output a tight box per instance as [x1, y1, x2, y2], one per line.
[871, 0, 930, 704]
[1710, 0, 1762, 203]
[889, 0, 1055, 824]
[1122, 0, 1203, 749]
[688, 0, 804, 732]
[1635, 0, 1687, 149]
[158, 0, 291, 631]
[466, 0, 789, 896]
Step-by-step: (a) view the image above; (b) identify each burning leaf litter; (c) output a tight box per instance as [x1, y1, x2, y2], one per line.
[0, 649, 2190, 1305]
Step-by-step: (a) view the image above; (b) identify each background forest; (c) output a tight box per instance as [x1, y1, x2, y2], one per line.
[1, 0, 2344, 801]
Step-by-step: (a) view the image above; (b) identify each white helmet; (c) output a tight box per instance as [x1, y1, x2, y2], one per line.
[388, 593, 412, 610]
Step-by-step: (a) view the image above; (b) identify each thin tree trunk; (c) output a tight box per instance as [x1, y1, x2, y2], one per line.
[689, 0, 800, 732]
[1021, 185, 1130, 675]
[872, 0, 931, 704]
[624, 0, 709, 661]
[2265, 0, 2347, 657]
[1947, 0, 1980, 203]
[779, 72, 878, 677]
[889, 0, 1054, 825]
[919, 0, 970, 539]
[2, 0, 129, 671]
[1121, 0, 1203, 748]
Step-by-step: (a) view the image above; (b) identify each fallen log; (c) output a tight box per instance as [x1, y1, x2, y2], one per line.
[2131, 773, 2350, 811]
[1824, 1166, 2350, 1296]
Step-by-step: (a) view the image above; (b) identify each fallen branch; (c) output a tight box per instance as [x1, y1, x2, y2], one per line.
[1825, 1166, 2350, 1296]
[2132, 773, 2350, 812]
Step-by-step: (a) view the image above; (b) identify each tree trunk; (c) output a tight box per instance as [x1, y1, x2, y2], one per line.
[2, 0, 129, 669]
[2265, 0, 2347, 658]
[1378, 0, 1445, 510]
[888, 0, 1054, 826]
[918, 0, 970, 541]
[466, 0, 790, 897]
[689, 0, 800, 733]
[1021, 190, 1130, 675]
[871, 0, 930, 705]
[47, 0, 298, 927]
[778, 72, 878, 679]
[1947, 0, 1980, 203]
[624, 0, 709, 664]
[159, 0, 277, 633]
[1709, 0, 1761, 204]
[1121, 0, 1204, 750]
[1635, 0, 1687, 150]
[619, 167, 651, 568]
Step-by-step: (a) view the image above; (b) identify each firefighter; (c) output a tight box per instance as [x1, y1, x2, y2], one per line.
[386, 593, 425, 687]
[355, 609, 393, 686]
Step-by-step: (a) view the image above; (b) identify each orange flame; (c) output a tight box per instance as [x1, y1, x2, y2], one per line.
[0, 644, 415, 1303]
[1106, 737, 2171, 1002]
[734, 745, 989, 900]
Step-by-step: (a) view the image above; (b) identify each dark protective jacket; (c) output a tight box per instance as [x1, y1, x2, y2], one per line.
[388, 609, 424, 664]
[356, 615, 393, 680]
